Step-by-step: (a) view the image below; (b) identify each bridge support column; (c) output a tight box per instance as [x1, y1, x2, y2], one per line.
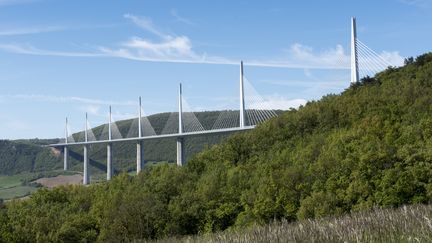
[83, 112, 90, 185]
[107, 143, 112, 180]
[64, 117, 69, 171]
[137, 141, 143, 174]
[177, 137, 184, 166]
[83, 145, 90, 185]
[63, 146, 68, 171]
[107, 106, 113, 181]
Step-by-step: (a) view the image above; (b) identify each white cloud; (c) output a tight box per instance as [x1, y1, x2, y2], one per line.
[123, 36, 196, 59]
[249, 96, 307, 110]
[250, 43, 350, 70]
[78, 104, 101, 116]
[170, 9, 195, 25]
[378, 51, 404, 66]
[104, 14, 203, 63]
[124, 14, 171, 40]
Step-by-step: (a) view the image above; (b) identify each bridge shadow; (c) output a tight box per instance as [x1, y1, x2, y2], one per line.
[68, 150, 120, 174]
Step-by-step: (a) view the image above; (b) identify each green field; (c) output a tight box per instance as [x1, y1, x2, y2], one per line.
[0, 186, 37, 200]
[0, 173, 38, 200]
[0, 174, 27, 190]
[0, 171, 81, 200]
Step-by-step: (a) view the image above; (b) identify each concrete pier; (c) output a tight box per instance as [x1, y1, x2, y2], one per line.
[136, 97, 144, 174]
[137, 141, 143, 173]
[107, 106, 113, 180]
[107, 143, 112, 180]
[64, 117, 69, 171]
[176, 137, 184, 166]
[177, 83, 184, 166]
[63, 146, 68, 171]
[83, 145, 89, 185]
[239, 61, 245, 128]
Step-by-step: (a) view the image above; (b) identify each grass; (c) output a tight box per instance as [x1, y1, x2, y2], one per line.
[0, 170, 81, 200]
[0, 173, 44, 200]
[155, 204, 432, 243]
[0, 186, 37, 200]
[0, 174, 29, 190]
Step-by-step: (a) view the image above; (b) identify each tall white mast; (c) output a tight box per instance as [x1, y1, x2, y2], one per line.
[138, 97, 142, 138]
[108, 106, 112, 141]
[351, 17, 359, 83]
[178, 83, 183, 134]
[239, 61, 245, 127]
[65, 117, 68, 144]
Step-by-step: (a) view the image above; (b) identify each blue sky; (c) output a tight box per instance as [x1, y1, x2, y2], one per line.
[0, 0, 430, 139]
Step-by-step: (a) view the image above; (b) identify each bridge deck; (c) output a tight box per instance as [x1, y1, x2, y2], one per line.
[48, 126, 255, 147]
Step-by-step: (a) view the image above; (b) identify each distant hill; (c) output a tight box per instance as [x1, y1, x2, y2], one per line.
[0, 139, 61, 175]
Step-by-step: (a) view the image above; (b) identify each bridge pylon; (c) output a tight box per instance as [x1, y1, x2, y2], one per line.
[351, 17, 359, 83]
[239, 61, 245, 128]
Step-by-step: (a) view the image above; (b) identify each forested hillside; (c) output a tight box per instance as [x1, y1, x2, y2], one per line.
[0, 139, 61, 175]
[0, 53, 432, 242]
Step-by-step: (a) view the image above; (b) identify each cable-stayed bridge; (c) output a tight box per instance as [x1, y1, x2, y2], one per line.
[49, 17, 393, 184]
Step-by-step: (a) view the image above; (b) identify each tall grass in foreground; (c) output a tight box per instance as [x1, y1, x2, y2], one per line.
[156, 204, 432, 242]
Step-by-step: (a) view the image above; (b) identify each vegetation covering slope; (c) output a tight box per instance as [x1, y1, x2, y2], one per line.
[0, 139, 61, 175]
[0, 53, 432, 242]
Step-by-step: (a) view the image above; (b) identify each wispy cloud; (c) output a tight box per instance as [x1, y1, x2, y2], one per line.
[0, 26, 64, 36]
[100, 14, 203, 63]
[124, 14, 170, 39]
[0, 14, 404, 70]
[170, 9, 195, 25]
[0, 94, 136, 106]
[377, 51, 404, 66]
[246, 44, 350, 69]
[0, 24, 119, 36]
[399, 0, 431, 8]
[77, 104, 102, 116]
[249, 95, 307, 110]
[100, 17, 354, 69]
[0, 44, 105, 57]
